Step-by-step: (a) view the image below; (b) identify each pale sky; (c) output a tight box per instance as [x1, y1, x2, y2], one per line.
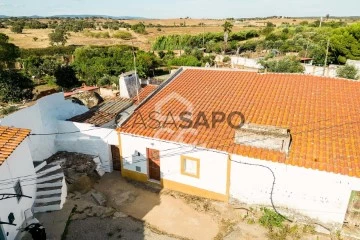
[0, 0, 359, 18]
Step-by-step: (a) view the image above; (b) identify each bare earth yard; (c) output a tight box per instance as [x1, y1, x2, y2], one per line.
[35, 172, 333, 240]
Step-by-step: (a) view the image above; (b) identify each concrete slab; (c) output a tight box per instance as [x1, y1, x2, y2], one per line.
[34, 200, 75, 240]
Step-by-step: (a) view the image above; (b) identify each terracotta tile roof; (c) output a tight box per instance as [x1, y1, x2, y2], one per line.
[133, 84, 158, 104]
[68, 98, 133, 126]
[120, 69, 360, 178]
[0, 126, 31, 165]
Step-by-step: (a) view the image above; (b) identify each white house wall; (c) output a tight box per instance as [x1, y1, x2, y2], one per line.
[0, 139, 36, 240]
[230, 154, 360, 227]
[121, 133, 229, 195]
[55, 121, 119, 172]
[0, 93, 88, 162]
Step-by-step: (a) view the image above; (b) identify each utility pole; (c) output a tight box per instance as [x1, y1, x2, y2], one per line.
[131, 41, 140, 103]
[202, 23, 205, 48]
[323, 38, 330, 76]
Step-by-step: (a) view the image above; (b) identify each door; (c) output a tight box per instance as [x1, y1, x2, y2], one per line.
[147, 148, 160, 181]
[111, 145, 121, 171]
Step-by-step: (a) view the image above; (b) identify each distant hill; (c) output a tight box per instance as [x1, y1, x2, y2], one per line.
[0, 15, 146, 19]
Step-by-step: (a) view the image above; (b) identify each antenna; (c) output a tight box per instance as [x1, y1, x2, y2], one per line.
[131, 41, 140, 103]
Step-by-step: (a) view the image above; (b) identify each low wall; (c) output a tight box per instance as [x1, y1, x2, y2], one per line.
[55, 121, 119, 172]
[230, 154, 360, 227]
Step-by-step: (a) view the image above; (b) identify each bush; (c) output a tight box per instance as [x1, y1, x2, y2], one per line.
[44, 75, 57, 86]
[336, 64, 359, 80]
[83, 30, 110, 39]
[54, 65, 80, 89]
[131, 22, 147, 34]
[259, 56, 305, 73]
[98, 75, 118, 86]
[0, 70, 34, 102]
[20, 46, 78, 58]
[11, 23, 24, 34]
[223, 56, 231, 62]
[167, 55, 201, 67]
[112, 31, 133, 40]
[1, 106, 19, 116]
[259, 208, 285, 229]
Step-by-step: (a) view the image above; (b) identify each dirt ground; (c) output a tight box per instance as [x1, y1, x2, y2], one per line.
[57, 172, 335, 240]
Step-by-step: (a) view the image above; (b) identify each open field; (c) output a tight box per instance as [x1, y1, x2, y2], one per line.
[0, 17, 344, 51]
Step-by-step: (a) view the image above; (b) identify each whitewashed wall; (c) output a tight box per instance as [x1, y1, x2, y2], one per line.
[0, 139, 36, 240]
[55, 121, 119, 172]
[121, 133, 229, 195]
[0, 93, 88, 162]
[230, 56, 262, 69]
[230, 154, 360, 227]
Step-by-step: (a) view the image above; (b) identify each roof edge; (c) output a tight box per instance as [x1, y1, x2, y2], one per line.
[117, 67, 185, 131]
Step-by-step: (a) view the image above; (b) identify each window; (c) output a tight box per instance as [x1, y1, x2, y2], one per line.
[14, 180, 23, 201]
[181, 156, 200, 178]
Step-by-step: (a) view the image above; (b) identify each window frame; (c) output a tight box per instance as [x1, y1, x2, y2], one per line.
[180, 155, 200, 178]
[14, 180, 23, 202]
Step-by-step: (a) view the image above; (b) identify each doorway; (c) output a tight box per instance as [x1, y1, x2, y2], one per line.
[111, 145, 121, 171]
[147, 148, 160, 181]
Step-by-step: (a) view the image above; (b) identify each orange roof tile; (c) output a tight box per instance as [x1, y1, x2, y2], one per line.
[133, 84, 158, 104]
[119, 69, 360, 178]
[0, 126, 31, 165]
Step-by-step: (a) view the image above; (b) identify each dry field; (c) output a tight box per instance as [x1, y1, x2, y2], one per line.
[0, 17, 331, 50]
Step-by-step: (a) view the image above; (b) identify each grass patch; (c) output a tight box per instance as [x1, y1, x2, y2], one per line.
[259, 208, 286, 229]
[83, 30, 110, 39]
[113, 31, 133, 40]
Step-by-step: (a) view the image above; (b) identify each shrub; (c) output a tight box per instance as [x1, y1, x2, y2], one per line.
[336, 64, 359, 80]
[11, 23, 24, 34]
[168, 55, 201, 67]
[131, 22, 147, 34]
[83, 30, 110, 39]
[0, 70, 34, 102]
[259, 208, 286, 229]
[113, 31, 133, 40]
[54, 65, 80, 89]
[20, 46, 78, 58]
[223, 56, 231, 62]
[1, 106, 19, 116]
[259, 56, 305, 73]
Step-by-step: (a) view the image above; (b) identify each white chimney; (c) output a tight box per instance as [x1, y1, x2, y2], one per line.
[119, 71, 141, 99]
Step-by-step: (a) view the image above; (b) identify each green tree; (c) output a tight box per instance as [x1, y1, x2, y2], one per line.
[330, 23, 360, 64]
[0, 34, 20, 68]
[10, 22, 24, 34]
[222, 21, 233, 53]
[0, 33, 9, 42]
[49, 27, 69, 46]
[336, 64, 359, 80]
[136, 51, 159, 77]
[0, 70, 34, 102]
[259, 56, 305, 73]
[222, 21, 233, 34]
[131, 22, 147, 34]
[23, 56, 43, 78]
[54, 65, 80, 89]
